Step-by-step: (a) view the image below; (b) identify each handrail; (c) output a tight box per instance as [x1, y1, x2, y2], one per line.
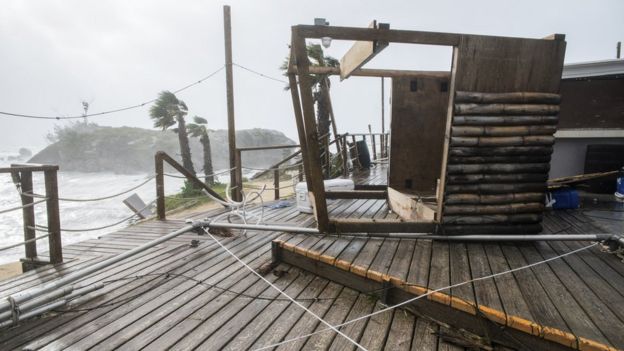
[155, 151, 227, 220]
[0, 164, 63, 267]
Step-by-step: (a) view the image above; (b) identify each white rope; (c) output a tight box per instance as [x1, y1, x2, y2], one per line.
[0, 199, 47, 214]
[19, 176, 155, 202]
[241, 163, 303, 172]
[163, 167, 236, 179]
[0, 234, 50, 252]
[253, 242, 599, 351]
[200, 227, 368, 351]
[32, 200, 155, 233]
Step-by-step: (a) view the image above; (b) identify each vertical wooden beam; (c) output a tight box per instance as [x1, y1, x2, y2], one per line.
[19, 171, 37, 259]
[436, 46, 459, 223]
[342, 134, 349, 177]
[44, 169, 62, 264]
[223, 5, 237, 201]
[155, 153, 165, 220]
[292, 28, 329, 232]
[273, 169, 280, 200]
[234, 149, 243, 201]
[288, 73, 313, 187]
[381, 77, 386, 157]
[324, 79, 342, 171]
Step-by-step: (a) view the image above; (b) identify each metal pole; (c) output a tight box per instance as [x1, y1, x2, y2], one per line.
[0, 222, 204, 314]
[617, 41, 621, 59]
[223, 5, 237, 201]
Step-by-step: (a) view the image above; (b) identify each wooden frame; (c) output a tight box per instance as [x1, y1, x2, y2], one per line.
[288, 23, 566, 234]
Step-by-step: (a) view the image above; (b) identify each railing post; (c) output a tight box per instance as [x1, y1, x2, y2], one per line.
[43, 169, 62, 264]
[234, 149, 243, 202]
[342, 134, 349, 177]
[19, 171, 37, 259]
[273, 169, 280, 200]
[155, 153, 166, 220]
[298, 164, 304, 182]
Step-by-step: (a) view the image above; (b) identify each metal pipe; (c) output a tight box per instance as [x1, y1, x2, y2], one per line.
[0, 222, 202, 314]
[206, 221, 320, 234]
[205, 221, 617, 242]
[0, 285, 73, 322]
[0, 283, 103, 328]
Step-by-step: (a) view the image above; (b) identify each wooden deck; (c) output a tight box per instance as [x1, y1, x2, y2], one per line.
[1, 164, 623, 350]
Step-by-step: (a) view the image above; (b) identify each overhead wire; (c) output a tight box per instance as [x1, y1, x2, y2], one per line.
[232, 63, 288, 84]
[0, 66, 225, 120]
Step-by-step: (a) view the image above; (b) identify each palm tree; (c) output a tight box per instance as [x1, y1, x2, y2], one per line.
[281, 44, 339, 177]
[149, 91, 196, 175]
[187, 116, 215, 186]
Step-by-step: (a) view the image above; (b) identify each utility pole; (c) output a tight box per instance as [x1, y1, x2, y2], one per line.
[81, 101, 89, 124]
[617, 41, 621, 59]
[223, 5, 238, 200]
[381, 77, 385, 157]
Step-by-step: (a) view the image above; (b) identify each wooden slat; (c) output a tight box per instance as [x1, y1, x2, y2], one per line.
[340, 21, 388, 80]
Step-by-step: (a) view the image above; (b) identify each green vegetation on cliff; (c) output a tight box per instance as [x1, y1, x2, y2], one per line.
[31, 123, 295, 173]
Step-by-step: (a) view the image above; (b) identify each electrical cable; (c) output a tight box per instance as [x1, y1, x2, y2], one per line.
[0, 66, 224, 120]
[232, 63, 288, 84]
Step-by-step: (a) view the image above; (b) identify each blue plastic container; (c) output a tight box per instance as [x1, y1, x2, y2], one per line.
[550, 188, 580, 210]
[616, 167, 624, 198]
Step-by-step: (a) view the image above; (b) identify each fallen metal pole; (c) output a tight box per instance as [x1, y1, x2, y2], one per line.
[0, 283, 103, 328]
[207, 221, 320, 234]
[0, 222, 205, 315]
[204, 221, 621, 243]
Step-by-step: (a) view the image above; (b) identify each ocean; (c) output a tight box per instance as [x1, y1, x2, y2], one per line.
[0, 150, 234, 265]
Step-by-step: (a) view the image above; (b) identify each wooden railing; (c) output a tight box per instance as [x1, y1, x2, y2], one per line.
[154, 151, 227, 220]
[345, 132, 390, 162]
[1, 164, 63, 268]
[235, 144, 302, 201]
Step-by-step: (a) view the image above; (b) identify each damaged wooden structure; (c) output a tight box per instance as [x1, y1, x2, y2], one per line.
[287, 22, 566, 235]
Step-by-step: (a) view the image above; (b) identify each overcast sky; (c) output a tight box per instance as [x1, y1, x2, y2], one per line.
[0, 0, 622, 152]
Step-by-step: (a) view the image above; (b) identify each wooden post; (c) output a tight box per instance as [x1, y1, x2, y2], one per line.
[273, 169, 280, 200]
[44, 169, 62, 264]
[292, 29, 329, 232]
[342, 134, 349, 177]
[234, 149, 243, 201]
[288, 73, 313, 187]
[223, 5, 237, 201]
[155, 153, 165, 220]
[19, 171, 37, 259]
[324, 134, 331, 178]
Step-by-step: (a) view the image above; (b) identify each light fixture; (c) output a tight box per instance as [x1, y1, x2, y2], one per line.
[321, 37, 332, 48]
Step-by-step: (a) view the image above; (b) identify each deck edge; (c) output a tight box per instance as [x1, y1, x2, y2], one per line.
[274, 239, 620, 351]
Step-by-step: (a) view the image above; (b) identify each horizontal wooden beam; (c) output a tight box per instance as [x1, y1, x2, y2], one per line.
[294, 25, 461, 46]
[325, 190, 387, 199]
[339, 21, 389, 79]
[329, 218, 437, 233]
[237, 144, 300, 152]
[1, 164, 59, 173]
[292, 66, 450, 79]
[353, 184, 387, 191]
